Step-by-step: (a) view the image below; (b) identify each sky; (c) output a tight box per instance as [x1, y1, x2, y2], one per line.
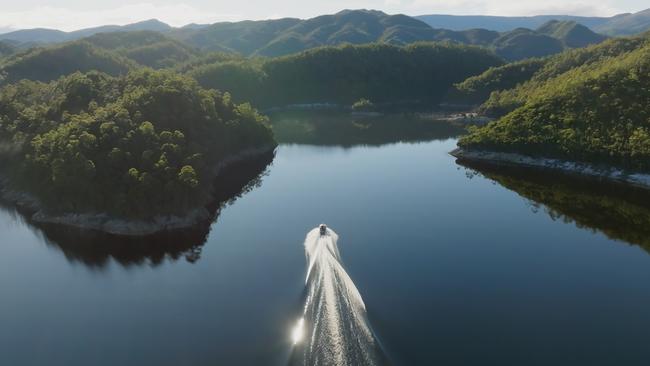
[0, 0, 647, 32]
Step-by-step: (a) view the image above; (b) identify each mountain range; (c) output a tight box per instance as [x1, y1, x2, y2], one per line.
[0, 19, 172, 44]
[0, 9, 647, 61]
[416, 8, 650, 35]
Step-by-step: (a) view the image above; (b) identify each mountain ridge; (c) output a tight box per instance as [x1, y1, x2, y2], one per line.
[417, 8, 650, 36]
[0, 10, 613, 61]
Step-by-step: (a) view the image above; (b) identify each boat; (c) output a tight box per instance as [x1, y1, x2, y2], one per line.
[319, 224, 328, 236]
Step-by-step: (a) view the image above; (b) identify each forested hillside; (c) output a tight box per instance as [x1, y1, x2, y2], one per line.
[83, 31, 199, 69]
[537, 21, 607, 48]
[0, 42, 135, 84]
[0, 70, 275, 218]
[453, 35, 647, 112]
[171, 11, 606, 60]
[188, 42, 503, 108]
[0, 41, 16, 57]
[459, 32, 650, 172]
[0, 33, 503, 110]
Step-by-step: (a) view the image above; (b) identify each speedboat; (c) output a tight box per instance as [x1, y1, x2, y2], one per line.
[319, 224, 327, 236]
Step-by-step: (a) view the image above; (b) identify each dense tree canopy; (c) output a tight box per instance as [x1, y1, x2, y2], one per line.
[0, 42, 135, 85]
[83, 31, 200, 69]
[450, 58, 546, 105]
[189, 42, 504, 108]
[460, 35, 650, 172]
[455, 36, 648, 115]
[0, 70, 275, 218]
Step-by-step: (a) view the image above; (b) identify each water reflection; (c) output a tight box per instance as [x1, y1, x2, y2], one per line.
[0, 152, 275, 268]
[457, 159, 650, 251]
[270, 111, 465, 147]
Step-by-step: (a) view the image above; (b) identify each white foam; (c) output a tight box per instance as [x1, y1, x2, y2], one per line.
[291, 227, 385, 366]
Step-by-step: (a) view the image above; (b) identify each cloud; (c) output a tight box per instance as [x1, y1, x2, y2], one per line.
[0, 3, 240, 31]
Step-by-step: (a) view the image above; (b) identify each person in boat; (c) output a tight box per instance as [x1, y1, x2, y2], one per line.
[319, 224, 327, 236]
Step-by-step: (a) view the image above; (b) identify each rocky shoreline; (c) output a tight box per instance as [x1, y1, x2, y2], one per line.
[0, 145, 276, 236]
[451, 148, 650, 190]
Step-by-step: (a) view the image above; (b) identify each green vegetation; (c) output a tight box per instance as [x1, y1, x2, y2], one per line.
[452, 36, 647, 112]
[459, 33, 650, 172]
[492, 28, 565, 61]
[537, 21, 607, 48]
[1, 11, 613, 63]
[0, 41, 16, 58]
[172, 11, 607, 60]
[189, 42, 503, 108]
[83, 31, 199, 69]
[0, 70, 275, 218]
[451, 58, 546, 104]
[171, 10, 444, 57]
[0, 42, 135, 84]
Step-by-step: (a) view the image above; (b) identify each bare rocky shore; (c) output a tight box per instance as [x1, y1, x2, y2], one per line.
[0, 145, 276, 236]
[451, 148, 650, 190]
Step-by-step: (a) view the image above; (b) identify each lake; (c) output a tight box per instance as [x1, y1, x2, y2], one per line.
[2, 113, 650, 366]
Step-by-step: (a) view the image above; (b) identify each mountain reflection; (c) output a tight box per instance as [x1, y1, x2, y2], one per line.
[0, 151, 274, 268]
[270, 111, 465, 147]
[457, 159, 650, 251]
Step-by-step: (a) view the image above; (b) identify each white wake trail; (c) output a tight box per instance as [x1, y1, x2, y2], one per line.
[290, 227, 386, 366]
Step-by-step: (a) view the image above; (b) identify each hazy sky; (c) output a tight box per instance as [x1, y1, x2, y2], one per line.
[0, 0, 647, 31]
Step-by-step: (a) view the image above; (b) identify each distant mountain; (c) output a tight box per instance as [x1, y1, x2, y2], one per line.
[594, 9, 650, 36]
[170, 17, 301, 55]
[537, 20, 607, 48]
[416, 14, 610, 32]
[170, 10, 449, 56]
[171, 10, 606, 60]
[0, 28, 68, 44]
[491, 28, 565, 61]
[181, 23, 211, 30]
[68, 19, 172, 39]
[417, 9, 650, 36]
[482, 21, 606, 61]
[0, 19, 172, 44]
[0, 10, 610, 61]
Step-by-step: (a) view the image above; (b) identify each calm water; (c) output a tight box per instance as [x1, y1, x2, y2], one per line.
[2, 115, 650, 365]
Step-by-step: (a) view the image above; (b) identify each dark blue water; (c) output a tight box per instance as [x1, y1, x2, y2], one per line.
[2, 136, 650, 365]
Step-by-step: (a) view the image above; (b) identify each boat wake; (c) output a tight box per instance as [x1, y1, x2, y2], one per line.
[289, 226, 387, 366]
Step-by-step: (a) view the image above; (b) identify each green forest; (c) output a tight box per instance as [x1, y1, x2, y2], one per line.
[0, 70, 275, 218]
[0, 15, 649, 220]
[188, 42, 503, 107]
[459, 32, 650, 172]
[0, 29, 507, 220]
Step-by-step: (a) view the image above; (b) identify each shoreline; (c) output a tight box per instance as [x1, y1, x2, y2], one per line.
[0, 144, 276, 236]
[451, 148, 650, 190]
